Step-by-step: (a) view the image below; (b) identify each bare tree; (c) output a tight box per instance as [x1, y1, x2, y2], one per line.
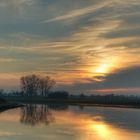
[39, 76, 56, 96]
[20, 74, 55, 96]
[20, 74, 40, 96]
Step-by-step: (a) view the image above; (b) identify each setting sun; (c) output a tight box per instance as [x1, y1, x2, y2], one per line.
[95, 63, 109, 74]
[88, 57, 120, 79]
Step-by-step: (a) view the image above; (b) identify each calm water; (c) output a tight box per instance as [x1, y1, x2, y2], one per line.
[0, 104, 140, 140]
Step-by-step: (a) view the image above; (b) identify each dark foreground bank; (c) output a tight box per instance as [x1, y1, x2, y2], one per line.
[0, 97, 23, 111]
[2, 95, 140, 109]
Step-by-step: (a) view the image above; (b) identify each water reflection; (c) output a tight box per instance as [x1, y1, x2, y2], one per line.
[20, 104, 54, 126]
[48, 103, 68, 111]
[0, 105, 140, 140]
[20, 103, 68, 126]
[81, 107, 140, 132]
[18, 104, 140, 131]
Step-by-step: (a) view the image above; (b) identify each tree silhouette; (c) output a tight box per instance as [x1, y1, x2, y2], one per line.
[20, 74, 55, 96]
[39, 76, 56, 96]
[20, 74, 40, 96]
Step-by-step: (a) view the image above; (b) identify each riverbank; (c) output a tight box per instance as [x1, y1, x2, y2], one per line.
[2, 95, 140, 109]
[0, 102, 23, 111]
[0, 97, 23, 111]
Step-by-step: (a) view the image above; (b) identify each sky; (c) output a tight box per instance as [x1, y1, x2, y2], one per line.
[0, 0, 140, 94]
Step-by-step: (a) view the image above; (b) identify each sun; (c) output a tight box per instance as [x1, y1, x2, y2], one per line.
[87, 56, 121, 81]
[94, 56, 120, 75]
[95, 63, 109, 74]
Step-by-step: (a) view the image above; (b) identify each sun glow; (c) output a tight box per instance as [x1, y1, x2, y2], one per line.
[89, 57, 120, 77]
[93, 124, 112, 138]
[95, 63, 109, 74]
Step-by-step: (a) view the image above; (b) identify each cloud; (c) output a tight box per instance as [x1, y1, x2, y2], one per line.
[0, 57, 17, 63]
[42, 1, 112, 23]
[101, 28, 140, 39]
[0, 0, 34, 8]
[0, 15, 139, 85]
[0, 0, 139, 94]
[59, 66, 140, 94]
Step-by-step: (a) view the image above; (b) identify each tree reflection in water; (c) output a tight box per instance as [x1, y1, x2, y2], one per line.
[20, 104, 68, 126]
[20, 104, 54, 126]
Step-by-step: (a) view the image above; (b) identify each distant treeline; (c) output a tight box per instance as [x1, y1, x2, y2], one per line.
[0, 90, 69, 98]
[0, 74, 140, 107]
[1, 89, 140, 106]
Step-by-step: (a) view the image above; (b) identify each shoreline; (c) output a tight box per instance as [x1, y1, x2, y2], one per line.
[0, 102, 23, 111]
[2, 96, 140, 110]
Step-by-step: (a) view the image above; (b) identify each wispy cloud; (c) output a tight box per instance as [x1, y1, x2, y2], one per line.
[42, 1, 112, 23]
[0, 57, 17, 63]
[0, 0, 139, 93]
[1, 18, 139, 86]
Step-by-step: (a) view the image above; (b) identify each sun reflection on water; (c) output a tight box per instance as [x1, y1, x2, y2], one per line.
[0, 107, 140, 140]
[93, 124, 111, 138]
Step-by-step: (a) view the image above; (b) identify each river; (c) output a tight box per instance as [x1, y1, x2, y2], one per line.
[0, 104, 140, 140]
